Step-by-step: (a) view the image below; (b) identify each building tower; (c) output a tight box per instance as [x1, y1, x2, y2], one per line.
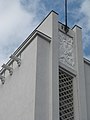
[0, 11, 88, 120]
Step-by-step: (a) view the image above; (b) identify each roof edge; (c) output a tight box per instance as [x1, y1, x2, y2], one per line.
[35, 10, 58, 31]
[72, 25, 82, 30]
[0, 30, 51, 74]
[84, 58, 90, 65]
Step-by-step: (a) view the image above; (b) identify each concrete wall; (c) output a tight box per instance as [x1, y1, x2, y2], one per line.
[73, 26, 87, 120]
[37, 11, 59, 120]
[58, 23, 88, 120]
[84, 61, 90, 120]
[0, 37, 37, 120]
[35, 36, 50, 120]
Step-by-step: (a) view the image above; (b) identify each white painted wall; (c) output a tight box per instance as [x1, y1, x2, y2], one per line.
[0, 37, 37, 120]
[73, 26, 87, 120]
[84, 62, 90, 120]
[37, 11, 59, 120]
[35, 36, 50, 120]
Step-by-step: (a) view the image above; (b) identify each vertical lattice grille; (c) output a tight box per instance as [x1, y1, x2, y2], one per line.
[59, 67, 74, 120]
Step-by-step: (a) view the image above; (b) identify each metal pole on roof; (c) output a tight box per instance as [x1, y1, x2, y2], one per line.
[65, 0, 68, 33]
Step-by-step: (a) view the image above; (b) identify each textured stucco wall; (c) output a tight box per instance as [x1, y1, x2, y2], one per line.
[0, 37, 37, 120]
[84, 62, 90, 120]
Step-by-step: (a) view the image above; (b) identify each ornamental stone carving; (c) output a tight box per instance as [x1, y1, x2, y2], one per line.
[58, 32, 75, 67]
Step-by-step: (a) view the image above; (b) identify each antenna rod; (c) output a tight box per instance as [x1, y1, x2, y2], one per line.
[65, 0, 68, 32]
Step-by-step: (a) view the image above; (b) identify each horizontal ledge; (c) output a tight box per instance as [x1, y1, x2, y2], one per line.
[59, 61, 77, 77]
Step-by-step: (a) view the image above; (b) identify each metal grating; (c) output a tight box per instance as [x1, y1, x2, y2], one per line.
[59, 67, 74, 120]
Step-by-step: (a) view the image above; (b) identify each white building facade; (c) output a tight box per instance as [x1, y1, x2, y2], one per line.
[0, 11, 90, 120]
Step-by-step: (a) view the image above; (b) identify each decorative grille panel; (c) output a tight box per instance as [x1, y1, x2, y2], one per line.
[59, 67, 74, 120]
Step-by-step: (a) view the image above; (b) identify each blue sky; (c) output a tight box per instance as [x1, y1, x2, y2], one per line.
[0, 0, 90, 68]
